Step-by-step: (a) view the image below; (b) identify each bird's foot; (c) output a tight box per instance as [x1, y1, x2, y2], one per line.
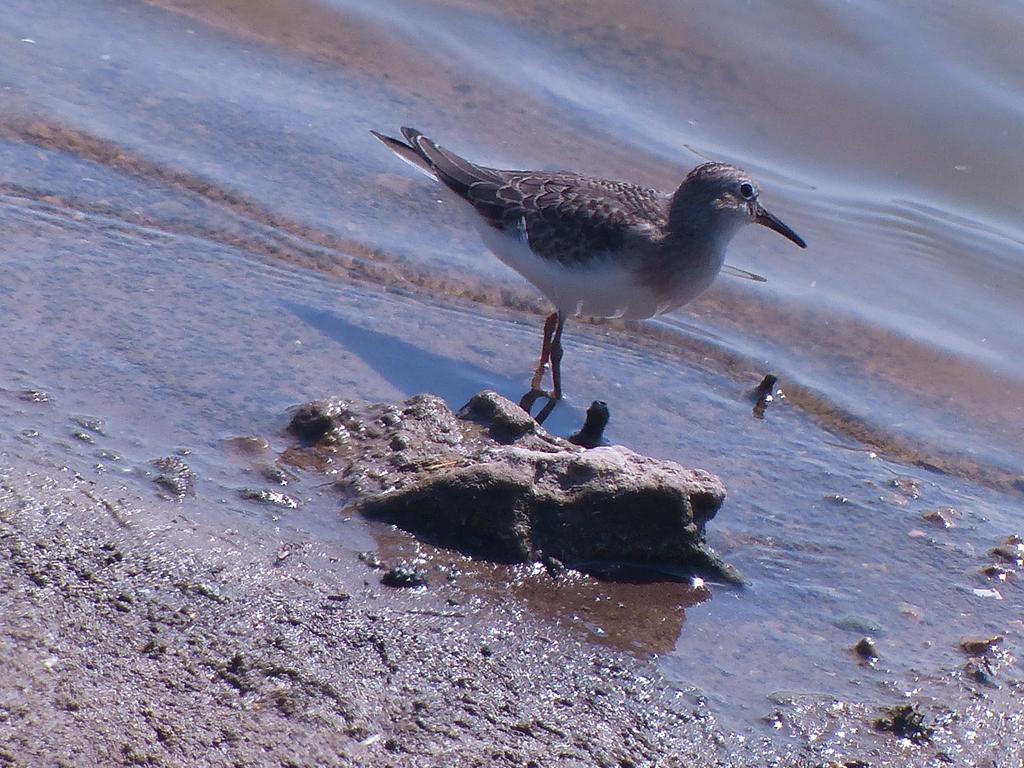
[518, 388, 561, 425]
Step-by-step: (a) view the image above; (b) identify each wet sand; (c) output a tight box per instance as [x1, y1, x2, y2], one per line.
[4, 453, 1024, 767]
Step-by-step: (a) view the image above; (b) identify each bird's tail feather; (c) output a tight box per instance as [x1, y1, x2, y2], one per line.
[370, 129, 435, 177]
[371, 127, 502, 194]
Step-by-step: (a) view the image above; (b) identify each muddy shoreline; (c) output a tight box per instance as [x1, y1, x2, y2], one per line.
[3, 447, 1021, 767]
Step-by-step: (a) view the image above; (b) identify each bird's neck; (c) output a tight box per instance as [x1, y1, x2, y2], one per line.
[668, 186, 741, 247]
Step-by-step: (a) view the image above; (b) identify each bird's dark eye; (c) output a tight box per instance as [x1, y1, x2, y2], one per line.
[738, 182, 755, 200]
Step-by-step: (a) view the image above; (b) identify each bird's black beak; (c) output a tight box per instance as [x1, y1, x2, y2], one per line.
[755, 205, 806, 248]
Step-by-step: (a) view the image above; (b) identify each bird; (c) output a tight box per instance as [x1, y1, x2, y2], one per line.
[371, 127, 806, 413]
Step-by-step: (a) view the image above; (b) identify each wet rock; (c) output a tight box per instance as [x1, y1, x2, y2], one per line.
[541, 553, 566, 578]
[990, 539, 1024, 564]
[921, 507, 959, 528]
[381, 564, 427, 589]
[959, 635, 1003, 655]
[225, 436, 270, 455]
[260, 465, 294, 485]
[72, 415, 106, 435]
[834, 615, 884, 635]
[459, 390, 538, 442]
[889, 476, 922, 499]
[358, 551, 384, 570]
[853, 636, 879, 661]
[239, 488, 299, 509]
[19, 388, 51, 403]
[72, 430, 95, 444]
[151, 456, 196, 498]
[873, 703, 933, 743]
[751, 373, 778, 419]
[963, 656, 997, 686]
[568, 400, 610, 448]
[289, 391, 739, 584]
[980, 563, 1014, 581]
[288, 402, 340, 442]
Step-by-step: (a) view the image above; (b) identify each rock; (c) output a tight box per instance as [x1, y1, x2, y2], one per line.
[963, 656, 997, 686]
[459, 391, 537, 442]
[990, 541, 1024, 564]
[225, 436, 270, 455]
[751, 373, 777, 419]
[288, 402, 340, 442]
[19, 388, 51, 403]
[853, 636, 879, 661]
[289, 391, 739, 584]
[239, 488, 299, 509]
[873, 703, 932, 743]
[569, 400, 610, 448]
[260, 465, 294, 485]
[834, 615, 884, 635]
[151, 456, 196, 498]
[921, 507, 959, 528]
[959, 635, 1003, 655]
[980, 563, 1014, 581]
[72, 415, 106, 435]
[381, 564, 427, 589]
[358, 551, 384, 570]
[889, 476, 921, 499]
[541, 553, 566, 578]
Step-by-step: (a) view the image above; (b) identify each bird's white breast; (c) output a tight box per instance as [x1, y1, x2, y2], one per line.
[474, 217, 669, 320]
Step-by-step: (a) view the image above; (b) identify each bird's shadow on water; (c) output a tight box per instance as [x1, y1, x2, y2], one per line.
[283, 300, 586, 432]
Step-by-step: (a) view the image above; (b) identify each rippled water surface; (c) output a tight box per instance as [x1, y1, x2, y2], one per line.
[2, 0, 1023, 731]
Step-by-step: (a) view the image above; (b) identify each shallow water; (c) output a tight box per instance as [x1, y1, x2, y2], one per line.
[2, 0, 1023, 732]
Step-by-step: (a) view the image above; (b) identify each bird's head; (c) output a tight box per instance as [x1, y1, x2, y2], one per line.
[672, 162, 806, 249]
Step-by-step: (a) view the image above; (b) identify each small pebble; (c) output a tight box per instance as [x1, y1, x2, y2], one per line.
[381, 564, 427, 589]
[960, 635, 1003, 655]
[358, 551, 384, 569]
[922, 507, 959, 528]
[239, 488, 299, 509]
[854, 636, 879, 661]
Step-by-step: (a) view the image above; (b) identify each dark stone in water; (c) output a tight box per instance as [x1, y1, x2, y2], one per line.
[874, 703, 933, 743]
[541, 553, 566, 578]
[288, 402, 338, 442]
[959, 635, 1003, 655]
[751, 373, 778, 419]
[151, 456, 196, 498]
[834, 615, 884, 635]
[963, 656, 997, 687]
[239, 488, 299, 509]
[358, 551, 384, 570]
[922, 507, 959, 528]
[569, 400, 610, 448]
[853, 636, 879, 661]
[290, 390, 740, 584]
[381, 564, 427, 589]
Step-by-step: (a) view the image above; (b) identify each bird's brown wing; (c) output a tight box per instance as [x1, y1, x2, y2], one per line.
[372, 128, 668, 266]
[469, 173, 668, 266]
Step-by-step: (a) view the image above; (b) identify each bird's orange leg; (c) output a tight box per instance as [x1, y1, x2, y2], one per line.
[549, 314, 566, 400]
[520, 312, 558, 414]
[529, 311, 559, 392]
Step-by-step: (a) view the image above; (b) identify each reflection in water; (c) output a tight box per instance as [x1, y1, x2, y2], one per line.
[371, 528, 705, 655]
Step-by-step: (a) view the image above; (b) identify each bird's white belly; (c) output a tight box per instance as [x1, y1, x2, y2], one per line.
[474, 219, 666, 320]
